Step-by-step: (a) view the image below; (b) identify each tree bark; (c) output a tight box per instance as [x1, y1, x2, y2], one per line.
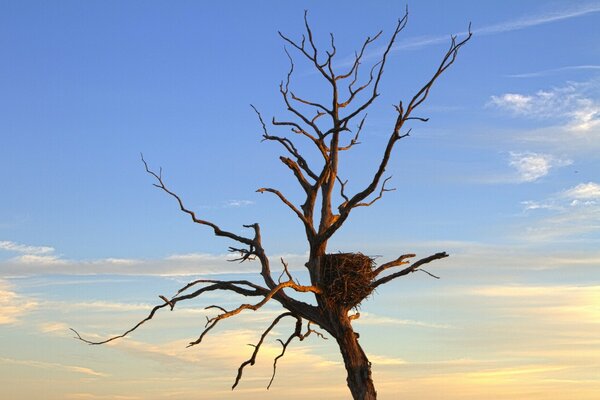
[334, 316, 377, 400]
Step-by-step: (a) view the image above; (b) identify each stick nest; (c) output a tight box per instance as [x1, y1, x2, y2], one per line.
[321, 253, 375, 309]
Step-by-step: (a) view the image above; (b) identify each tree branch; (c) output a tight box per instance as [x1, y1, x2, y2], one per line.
[233, 312, 295, 389]
[268, 319, 327, 389]
[256, 187, 316, 235]
[371, 252, 449, 288]
[252, 105, 318, 181]
[372, 253, 416, 276]
[141, 155, 255, 246]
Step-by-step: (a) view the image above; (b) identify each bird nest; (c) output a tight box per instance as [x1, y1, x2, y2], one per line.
[321, 252, 376, 309]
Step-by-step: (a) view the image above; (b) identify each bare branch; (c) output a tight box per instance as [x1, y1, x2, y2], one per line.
[71, 280, 269, 345]
[336, 175, 350, 204]
[141, 154, 254, 247]
[336, 30, 383, 81]
[340, 11, 409, 125]
[338, 113, 366, 151]
[291, 91, 331, 113]
[277, 11, 334, 83]
[268, 319, 327, 389]
[324, 23, 471, 242]
[252, 106, 318, 182]
[371, 252, 449, 288]
[272, 117, 329, 159]
[233, 312, 294, 389]
[420, 268, 440, 279]
[354, 176, 396, 208]
[256, 187, 315, 235]
[186, 278, 322, 348]
[405, 28, 472, 115]
[372, 253, 416, 276]
[268, 316, 302, 389]
[278, 257, 294, 284]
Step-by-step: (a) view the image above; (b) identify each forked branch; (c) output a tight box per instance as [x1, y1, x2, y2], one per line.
[371, 252, 449, 288]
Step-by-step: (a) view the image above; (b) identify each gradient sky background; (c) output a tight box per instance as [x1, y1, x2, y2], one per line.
[1, 1, 600, 399]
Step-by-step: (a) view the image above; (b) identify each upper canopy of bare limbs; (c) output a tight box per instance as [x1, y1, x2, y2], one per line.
[72, 9, 470, 391]
[256, 9, 471, 247]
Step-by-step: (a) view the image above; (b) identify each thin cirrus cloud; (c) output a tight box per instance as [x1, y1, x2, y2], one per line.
[393, 2, 600, 51]
[336, 3, 600, 69]
[0, 357, 107, 378]
[507, 65, 600, 78]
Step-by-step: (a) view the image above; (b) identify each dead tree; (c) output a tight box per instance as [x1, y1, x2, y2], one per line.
[73, 9, 470, 400]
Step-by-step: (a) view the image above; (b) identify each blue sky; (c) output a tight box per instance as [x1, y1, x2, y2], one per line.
[1, 1, 600, 399]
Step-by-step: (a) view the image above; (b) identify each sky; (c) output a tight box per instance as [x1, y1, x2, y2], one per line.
[1, 1, 599, 399]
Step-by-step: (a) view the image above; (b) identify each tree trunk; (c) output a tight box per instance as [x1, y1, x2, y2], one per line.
[334, 316, 377, 400]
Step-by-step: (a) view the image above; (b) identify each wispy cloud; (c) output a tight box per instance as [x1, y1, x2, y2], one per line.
[66, 394, 141, 400]
[0, 279, 37, 325]
[0, 357, 108, 377]
[355, 312, 452, 329]
[475, 3, 600, 35]
[0, 242, 309, 277]
[393, 3, 600, 51]
[520, 200, 562, 212]
[520, 181, 600, 240]
[508, 65, 600, 78]
[225, 199, 255, 208]
[0, 240, 54, 255]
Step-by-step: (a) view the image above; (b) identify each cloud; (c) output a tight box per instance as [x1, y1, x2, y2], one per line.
[520, 181, 600, 240]
[0, 242, 309, 276]
[0, 240, 54, 255]
[368, 354, 407, 366]
[65, 395, 140, 400]
[225, 199, 255, 207]
[520, 200, 562, 211]
[38, 322, 71, 334]
[477, 152, 572, 184]
[508, 152, 572, 182]
[0, 279, 37, 325]
[66, 392, 143, 400]
[0, 357, 108, 377]
[507, 65, 600, 78]
[355, 312, 452, 329]
[475, 3, 600, 35]
[393, 3, 600, 51]
[470, 284, 600, 324]
[12, 254, 68, 265]
[489, 93, 533, 113]
[563, 182, 600, 200]
[490, 81, 600, 132]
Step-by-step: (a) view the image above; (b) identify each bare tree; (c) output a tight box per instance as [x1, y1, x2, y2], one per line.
[73, 9, 470, 400]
